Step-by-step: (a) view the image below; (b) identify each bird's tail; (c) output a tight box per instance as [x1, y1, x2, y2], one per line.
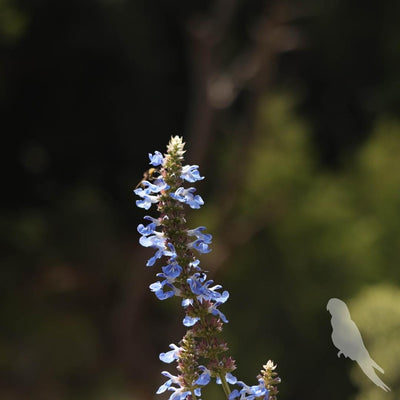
[357, 360, 391, 392]
[370, 358, 384, 374]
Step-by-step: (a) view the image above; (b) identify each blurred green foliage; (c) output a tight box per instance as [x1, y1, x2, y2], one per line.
[349, 284, 400, 399]
[0, 0, 27, 43]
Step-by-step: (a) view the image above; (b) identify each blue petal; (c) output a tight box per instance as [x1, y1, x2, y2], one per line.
[146, 249, 164, 267]
[155, 289, 174, 300]
[139, 233, 164, 248]
[188, 194, 204, 209]
[189, 259, 201, 270]
[183, 316, 200, 327]
[137, 222, 157, 236]
[187, 227, 212, 243]
[226, 373, 237, 384]
[211, 308, 229, 323]
[156, 379, 172, 394]
[194, 368, 211, 386]
[219, 290, 230, 303]
[150, 281, 175, 300]
[159, 344, 180, 363]
[149, 281, 163, 291]
[142, 178, 168, 193]
[187, 277, 204, 296]
[229, 390, 240, 399]
[180, 165, 204, 182]
[136, 198, 152, 210]
[189, 239, 211, 254]
[170, 390, 191, 400]
[181, 298, 193, 307]
[162, 263, 182, 278]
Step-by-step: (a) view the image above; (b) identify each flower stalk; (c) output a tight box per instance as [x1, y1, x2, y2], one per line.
[135, 136, 280, 400]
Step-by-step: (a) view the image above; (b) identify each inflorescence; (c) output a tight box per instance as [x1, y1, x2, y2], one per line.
[135, 136, 280, 400]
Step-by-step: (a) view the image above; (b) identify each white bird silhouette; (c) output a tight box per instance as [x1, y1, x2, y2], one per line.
[327, 297, 391, 392]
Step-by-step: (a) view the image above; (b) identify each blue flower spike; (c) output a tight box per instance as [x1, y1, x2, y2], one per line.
[135, 136, 280, 400]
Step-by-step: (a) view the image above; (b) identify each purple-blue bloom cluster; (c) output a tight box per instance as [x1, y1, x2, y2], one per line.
[135, 138, 279, 400]
[135, 152, 225, 307]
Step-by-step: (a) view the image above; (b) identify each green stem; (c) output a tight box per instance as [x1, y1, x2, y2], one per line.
[191, 390, 198, 400]
[219, 373, 231, 399]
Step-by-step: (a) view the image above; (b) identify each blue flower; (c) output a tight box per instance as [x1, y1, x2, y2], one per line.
[139, 233, 166, 266]
[149, 151, 164, 166]
[208, 285, 229, 304]
[181, 282, 228, 322]
[229, 379, 269, 400]
[139, 232, 165, 248]
[162, 263, 182, 279]
[188, 238, 212, 254]
[135, 192, 160, 210]
[157, 371, 195, 400]
[141, 178, 169, 193]
[149, 280, 176, 300]
[180, 165, 204, 182]
[134, 178, 168, 210]
[216, 372, 237, 385]
[189, 259, 201, 270]
[187, 273, 229, 305]
[163, 242, 178, 262]
[137, 221, 157, 236]
[187, 226, 212, 244]
[210, 301, 229, 323]
[186, 272, 207, 296]
[194, 366, 211, 386]
[143, 215, 160, 225]
[159, 344, 181, 363]
[151, 261, 183, 300]
[156, 371, 182, 394]
[170, 187, 204, 209]
[146, 249, 165, 267]
[229, 390, 240, 399]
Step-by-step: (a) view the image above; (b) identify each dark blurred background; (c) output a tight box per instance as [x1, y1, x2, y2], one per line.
[1, 0, 400, 399]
